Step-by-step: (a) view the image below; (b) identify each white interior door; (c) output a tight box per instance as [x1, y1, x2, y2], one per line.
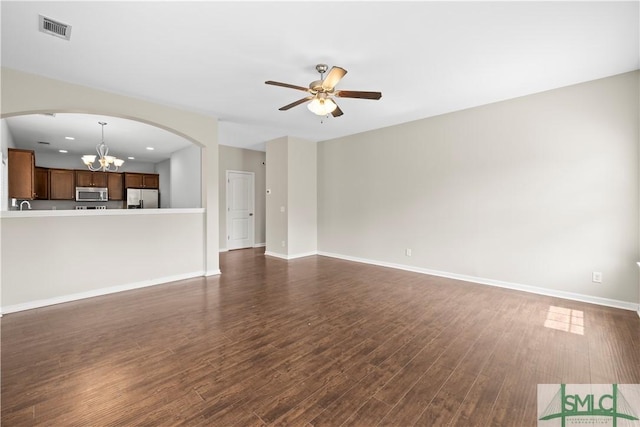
[226, 170, 255, 250]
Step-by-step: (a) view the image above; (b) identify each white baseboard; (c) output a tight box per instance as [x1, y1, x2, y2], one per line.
[317, 251, 640, 312]
[221, 243, 264, 252]
[288, 251, 318, 260]
[264, 251, 288, 260]
[205, 269, 221, 276]
[1, 271, 206, 315]
[264, 250, 318, 260]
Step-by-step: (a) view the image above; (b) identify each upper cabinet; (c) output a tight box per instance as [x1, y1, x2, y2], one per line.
[49, 169, 75, 200]
[75, 171, 108, 188]
[7, 147, 158, 205]
[8, 148, 35, 200]
[124, 173, 159, 189]
[34, 167, 49, 200]
[107, 173, 124, 201]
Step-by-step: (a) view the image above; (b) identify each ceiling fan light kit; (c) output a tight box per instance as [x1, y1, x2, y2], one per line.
[307, 93, 337, 116]
[266, 64, 382, 118]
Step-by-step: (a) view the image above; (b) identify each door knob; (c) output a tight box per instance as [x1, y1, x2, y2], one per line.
[249, 213, 254, 216]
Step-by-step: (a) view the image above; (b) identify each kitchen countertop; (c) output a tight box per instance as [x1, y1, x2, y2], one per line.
[0, 208, 204, 218]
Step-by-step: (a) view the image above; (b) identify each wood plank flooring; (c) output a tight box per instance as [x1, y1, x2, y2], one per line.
[2, 248, 639, 426]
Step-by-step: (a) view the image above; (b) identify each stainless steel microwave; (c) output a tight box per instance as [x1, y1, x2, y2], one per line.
[76, 187, 108, 202]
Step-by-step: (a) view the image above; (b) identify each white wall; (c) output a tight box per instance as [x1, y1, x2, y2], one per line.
[218, 145, 266, 249]
[318, 71, 639, 306]
[170, 144, 201, 208]
[1, 120, 17, 212]
[156, 159, 171, 208]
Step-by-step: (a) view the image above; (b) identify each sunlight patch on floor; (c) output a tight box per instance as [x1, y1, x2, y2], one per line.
[544, 305, 584, 335]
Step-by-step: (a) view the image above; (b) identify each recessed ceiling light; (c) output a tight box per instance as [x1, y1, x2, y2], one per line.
[64, 136, 75, 140]
[146, 147, 154, 151]
[59, 149, 68, 153]
[128, 156, 135, 160]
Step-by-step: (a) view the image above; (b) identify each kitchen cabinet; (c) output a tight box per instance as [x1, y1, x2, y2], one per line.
[124, 173, 159, 189]
[108, 173, 124, 201]
[8, 148, 35, 199]
[75, 170, 107, 188]
[49, 169, 75, 200]
[143, 174, 159, 189]
[35, 167, 49, 200]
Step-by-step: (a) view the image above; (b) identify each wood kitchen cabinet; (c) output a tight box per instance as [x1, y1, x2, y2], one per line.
[107, 173, 124, 201]
[143, 174, 159, 189]
[75, 170, 107, 188]
[8, 148, 35, 199]
[34, 167, 49, 200]
[49, 169, 75, 200]
[124, 173, 159, 189]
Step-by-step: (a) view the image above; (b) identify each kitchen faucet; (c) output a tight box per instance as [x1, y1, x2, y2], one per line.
[19, 200, 31, 211]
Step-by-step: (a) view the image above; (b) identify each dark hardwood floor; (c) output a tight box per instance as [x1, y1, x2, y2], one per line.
[2, 248, 639, 426]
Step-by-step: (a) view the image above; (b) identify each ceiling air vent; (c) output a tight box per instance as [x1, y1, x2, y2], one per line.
[39, 15, 72, 40]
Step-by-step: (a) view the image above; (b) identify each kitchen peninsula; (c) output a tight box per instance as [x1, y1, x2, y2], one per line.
[2, 146, 206, 312]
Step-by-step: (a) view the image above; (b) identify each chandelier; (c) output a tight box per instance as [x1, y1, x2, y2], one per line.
[81, 121, 124, 172]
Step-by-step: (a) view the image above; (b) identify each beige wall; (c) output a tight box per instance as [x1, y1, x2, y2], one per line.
[218, 145, 266, 249]
[318, 71, 639, 305]
[265, 137, 288, 256]
[0, 67, 219, 312]
[1, 212, 205, 310]
[288, 137, 317, 256]
[265, 136, 317, 258]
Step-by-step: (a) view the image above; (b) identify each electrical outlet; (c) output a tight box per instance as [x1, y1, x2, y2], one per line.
[281, 240, 286, 247]
[592, 272, 602, 283]
[405, 248, 412, 257]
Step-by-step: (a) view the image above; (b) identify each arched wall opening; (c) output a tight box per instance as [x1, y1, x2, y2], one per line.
[2, 112, 202, 210]
[0, 68, 220, 314]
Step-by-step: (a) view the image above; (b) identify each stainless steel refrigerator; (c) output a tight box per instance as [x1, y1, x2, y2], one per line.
[126, 188, 159, 209]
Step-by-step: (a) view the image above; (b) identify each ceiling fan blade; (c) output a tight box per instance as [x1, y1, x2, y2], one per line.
[321, 66, 347, 91]
[279, 96, 313, 111]
[266, 81, 311, 92]
[331, 104, 344, 117]
[335, 90, 382, 100]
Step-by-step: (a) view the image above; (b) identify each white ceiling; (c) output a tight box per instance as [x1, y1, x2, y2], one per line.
[4, 113, 193, 163]
[1, 1, 638, 153]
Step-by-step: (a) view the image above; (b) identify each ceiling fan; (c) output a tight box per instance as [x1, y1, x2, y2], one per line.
[265, 64, 382, 117]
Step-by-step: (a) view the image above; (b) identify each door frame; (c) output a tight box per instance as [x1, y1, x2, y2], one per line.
[226, 170, 255, 250]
